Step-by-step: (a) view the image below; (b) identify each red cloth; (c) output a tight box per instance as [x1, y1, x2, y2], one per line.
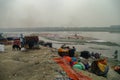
[13, 40, 20, 46]
[63, 56, 72, 63]
[54, 58, 92, 80]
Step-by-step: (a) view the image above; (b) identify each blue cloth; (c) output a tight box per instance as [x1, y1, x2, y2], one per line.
[72, 57, 77, 62]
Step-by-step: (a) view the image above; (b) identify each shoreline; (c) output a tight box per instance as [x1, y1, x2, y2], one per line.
[42, 36, 120, 47]
[40, 36, 120, 59]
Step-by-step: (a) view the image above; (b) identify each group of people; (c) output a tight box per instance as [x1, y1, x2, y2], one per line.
[57, 44, 109, 77]
[12, 34, 41, 50]
[58, 44, 76, 57]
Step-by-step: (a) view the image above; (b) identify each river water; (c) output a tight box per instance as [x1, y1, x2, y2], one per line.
[41, 31, 120, 44]
[39, 31, 120, 58]
[4, 31, 120, 58]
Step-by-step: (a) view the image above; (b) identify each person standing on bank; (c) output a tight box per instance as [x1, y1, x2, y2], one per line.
[113, 50, 118, 60]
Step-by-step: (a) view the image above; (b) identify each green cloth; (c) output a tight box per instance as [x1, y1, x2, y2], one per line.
[73, 62, 85, 70]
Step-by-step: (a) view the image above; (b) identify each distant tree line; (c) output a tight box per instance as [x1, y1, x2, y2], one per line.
[0, 26, 120, 32]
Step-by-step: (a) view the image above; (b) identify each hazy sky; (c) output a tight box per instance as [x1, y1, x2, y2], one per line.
[0, 0, 120, 28]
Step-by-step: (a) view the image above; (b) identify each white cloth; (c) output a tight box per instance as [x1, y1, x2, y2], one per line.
[0, 44, 5, 52]
[21, 47, 26, 51]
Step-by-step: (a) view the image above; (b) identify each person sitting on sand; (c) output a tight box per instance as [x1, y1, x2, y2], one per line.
[80, 51, 91, 59]
[58, 46, 69, 57]
[78, 57, 90, 70]
[12, 39, 21, 50]
[91, 58, 109, 77]
[69, 46, 76, 57]
[113, 50, 118, 59]
[94, 53, 101, 59]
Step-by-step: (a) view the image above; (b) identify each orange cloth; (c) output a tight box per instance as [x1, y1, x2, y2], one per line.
[54, 58, 92, 80]
[58, 48, 69, 53]
[63, 56, 72, 63]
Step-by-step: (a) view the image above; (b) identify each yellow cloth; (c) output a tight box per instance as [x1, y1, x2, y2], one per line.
[98, 62, 106, 72]
[58, 48, 69, 53]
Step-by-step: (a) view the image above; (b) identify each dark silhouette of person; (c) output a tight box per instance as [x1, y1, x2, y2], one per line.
[69, 46, 76, 57]
[114, 50, 118, 59]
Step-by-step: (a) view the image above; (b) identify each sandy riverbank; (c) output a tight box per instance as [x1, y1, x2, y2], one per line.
[0, 45, 69, 80]
[0, 45, 120, 80]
